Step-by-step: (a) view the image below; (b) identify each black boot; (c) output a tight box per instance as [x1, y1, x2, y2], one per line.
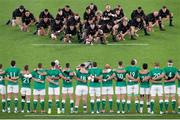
[144, 28, 150, 36]
[169, 17, 174, 26]
[159, 20, 165, 31]
[131, 35, 136, 40]
[6, 20, 11, 25]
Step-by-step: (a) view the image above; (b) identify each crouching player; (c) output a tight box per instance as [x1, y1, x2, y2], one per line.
[138, 63, 151, 113]
[114, 61, 126, 114]
[32, 63, 47, 113]
[36, 17, 51, 36]
[63, 24, 77, 43]
[88, 62, 102, 114]
[61, 63, 75, 113]
[5, 60, 20, 113]
[47, 62, 64, 114]
[163, 60, 177, 114]
[74, 64, 89, 113]
[20, 65, 32, 113]
[0, 64, 6, 112]
[101, 64, 114, 113]
[126, 59, 140, 113]
[149, 62, 164, 114]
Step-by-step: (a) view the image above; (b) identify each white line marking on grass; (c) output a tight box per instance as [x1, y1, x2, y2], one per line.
[24, 114, 161, 117]
[32, 43, 149, 46]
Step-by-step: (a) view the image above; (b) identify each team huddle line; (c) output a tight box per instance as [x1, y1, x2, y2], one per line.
[0, 59, 180, 115]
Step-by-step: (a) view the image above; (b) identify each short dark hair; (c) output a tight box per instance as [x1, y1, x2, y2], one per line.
[38, 63, 42, 68]
[24, 65, 29, 71]
[138, 6, 142, 10]
[93, 62, 97, 67]
[51, 61, 56, 67]
[44, 9, 48, 12]
[142, 63, 148, 69]
[80, 64, 85, 67]
[154, 62, 160, 67]
[131, 59, 136, 65]
[118, 61, 123, 66]
[11, 60, 16, 67]
[163, 6, 167, 9]
[168, 59, 173, 63]
[65, 5, 70, 8]
[66, 63, 70, 68]
[19, 5, 24, 9]
[0, 64, 2, 69]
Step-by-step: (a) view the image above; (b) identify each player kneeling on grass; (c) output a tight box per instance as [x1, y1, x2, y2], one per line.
[149, 62, 164, 114]
[130, 17, 150, 38]
[6, 5, 25, 26]
[163, 60, 177, 114]
[114, 61, 126, 114]
[20, 65, 32, 113]
[5, 60, 20, 113]
[0, 64, 6, 112]
[138, 63, 151, 113]
[47, 61, 65, 114]
[50, 18, 64, 40]
[88, 62, 102, 114]
[32, 63, 47, 113]
[61, 63, 75, 113]
[116, 18, 136, 41]
[74, 64, 89, 113]
[126, 59, 140, 113]
[36, 17, 51, 36]
[63, 24, 77, 43]
[21, 10, 35, 32]
[159, 6, 174, 27]
[101, 64, 114, 113]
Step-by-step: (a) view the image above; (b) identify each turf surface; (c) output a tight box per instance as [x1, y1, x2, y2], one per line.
[0, 0, 180, 119]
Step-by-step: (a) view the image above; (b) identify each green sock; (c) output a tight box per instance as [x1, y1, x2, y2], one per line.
[159, 100, 163, 112]
[70, 100, 74, 109]
[102, 100, 106, 110]
[40, 100, 45, 110]
[109, 99, 113, 110]
[127, 100, 131, 112]
[15, 99, 18, 108]
[140, 101, 144, 108]
[178, 106, 180, 112]
[90, 100, 95, 112]
[122, 100, 126, 111]
[61, 100, 65, 111]
[116, 100, 120, 111]
[7, 99, 11, 108]
[150, 100, 154, 112]
[135, 100, 139, 112]
[75, 106, 78, 112]
[21, 100, 25, 110]
[48, 100, 52, 109]
[2, 99, 6, 110]
[165, 100, 169, 111]
[27, 101, 30, 111]
[56, 100, 60, 108]
[33, 101, 38, 110]
[172, 101, 176, 111]
[96, 99, 100, 112]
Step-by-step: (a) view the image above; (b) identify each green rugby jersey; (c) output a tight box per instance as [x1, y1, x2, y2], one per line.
[76, 70, 89, 86]
[126, 66, 140, 85]
[114, 68, 126, 87]
[139, 71, 150, 88]
[163, 66, 177, 86]
[32, 69, 46, 90]
[178, 70, 180, 87]
[62, 69, 74, 88]
[5, 67, 20, 85]
[149, 67, 164, 85]
[102, 69, 113, 87]
[88, 67, 102, 87]
[0, 70, 5, 85]
[20, 73, 32, 88]
[47, 68, 61, 88]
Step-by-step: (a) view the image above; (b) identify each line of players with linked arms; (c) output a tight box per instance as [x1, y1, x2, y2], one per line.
[6, 3, 174, 44]
[0, 59, 180, 115]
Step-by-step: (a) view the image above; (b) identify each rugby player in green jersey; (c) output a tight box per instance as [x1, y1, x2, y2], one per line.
[101, 64, 114, 113]
[20, 65, 32, 113]
[138, 63, 150, 113]
[175, 66, 180, 113]
[47, 62, 67, 114]
[114, 61, 126, 114]
[61, 63, 75, 113]
[74, 64, 89, 113]
[88, 62, 102, 114]
[0, 64, 6, 112]
[32, 63, 47, 113]
[126, 59, 140, 113]
[149, 62, 164, 114]
[5, 60, 20, 113]
[163, 60, 177, 114]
